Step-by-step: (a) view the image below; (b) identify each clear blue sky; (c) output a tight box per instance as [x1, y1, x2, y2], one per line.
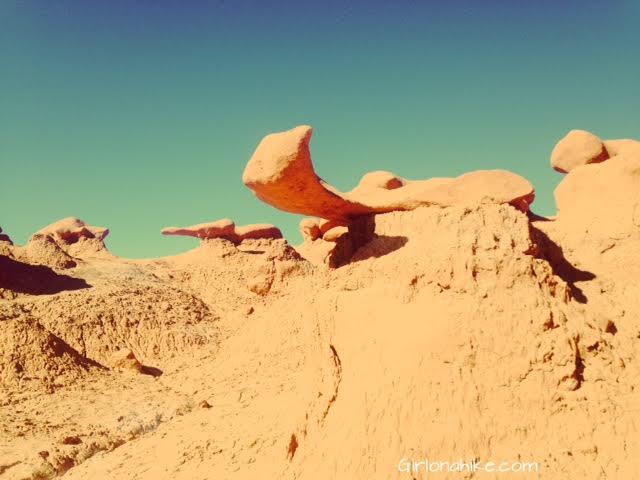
[2, 0, 639, 257]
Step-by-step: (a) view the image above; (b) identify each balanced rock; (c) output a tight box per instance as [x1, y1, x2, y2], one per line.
[243, 126, 372, 220]
[244, 125, 535, 220]
[551, 130, 609, 173]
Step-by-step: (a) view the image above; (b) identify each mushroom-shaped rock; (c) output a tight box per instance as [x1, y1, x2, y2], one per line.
[244, 126, 536, 218]
[162, 219, 282, 243]
[34, 217, 109, 243]
[551, 130, 609, 173]
[161, 219, 236, 240]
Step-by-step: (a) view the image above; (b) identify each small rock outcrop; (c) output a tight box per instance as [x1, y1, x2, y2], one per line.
[34, 217, 109, 244]
[551, 129, 610, 173]
[603, 138, 640, 159]
[550, 130, 640, 241]
[25, 217, 111, 267]
[0, 226, 13, 245]
[296, 215, 375, 268]
[110, 349, 143, 373]
[243, 125, 535, 222]
[162, 219, 282, 243]
[161, 218, 236, 239]
[555, 155, 640, 239]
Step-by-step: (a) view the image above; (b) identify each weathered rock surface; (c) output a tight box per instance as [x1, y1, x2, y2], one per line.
[551, 129, 609, 173]
[604, 138, 640, 159]
[34, 217, 109, 244]
[161, 218, 236, 239]
[555, 155, 640, 240]
[0, 226, 12, 245]
[24, 217, 111, 265]
[162, 219, 282, 243]
[243, 126, 535, 220]
[3, 128, 640, 480]
[299, 218, 321, 241]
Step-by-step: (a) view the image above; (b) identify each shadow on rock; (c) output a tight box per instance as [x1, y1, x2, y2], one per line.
[0, 255, 91, 295]
[351, 235, 409, 263]
[141, 365, 163, 377]
[531, 227, 596, 303]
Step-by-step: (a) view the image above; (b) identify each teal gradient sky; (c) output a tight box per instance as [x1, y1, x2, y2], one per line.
[2, 1, 639, 258]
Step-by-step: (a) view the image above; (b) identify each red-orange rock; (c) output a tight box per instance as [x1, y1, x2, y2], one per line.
[244, 126, 535, 219]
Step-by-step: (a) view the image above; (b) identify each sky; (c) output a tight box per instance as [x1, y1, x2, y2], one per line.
[1, 0, 639, 258]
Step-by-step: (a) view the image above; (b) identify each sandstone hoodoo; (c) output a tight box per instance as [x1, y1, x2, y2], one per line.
[245, 125, 535, 267]
[161, 219, 283, 243]
[243, 125, 535, 221]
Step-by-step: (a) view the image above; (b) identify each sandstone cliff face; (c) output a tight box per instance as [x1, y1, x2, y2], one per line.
[1, 128, 639, 479]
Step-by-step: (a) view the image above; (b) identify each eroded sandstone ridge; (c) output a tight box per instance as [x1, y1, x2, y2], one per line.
[1, 128, 639, 479]
[243, 125, 534, 218]
[161, 218, 282, 243]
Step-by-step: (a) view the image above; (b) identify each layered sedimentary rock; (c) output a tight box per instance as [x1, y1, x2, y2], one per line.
[34, 217, 109, 243]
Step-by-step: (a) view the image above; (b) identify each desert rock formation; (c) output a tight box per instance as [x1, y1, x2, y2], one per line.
[161, 219, 282, 243]
[1, 127, 640, 479]
[25, 217, 111, 267]
[550, 129, 610, 173]
[0, 226, 13, 245]
[243, 126, 535, 220]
